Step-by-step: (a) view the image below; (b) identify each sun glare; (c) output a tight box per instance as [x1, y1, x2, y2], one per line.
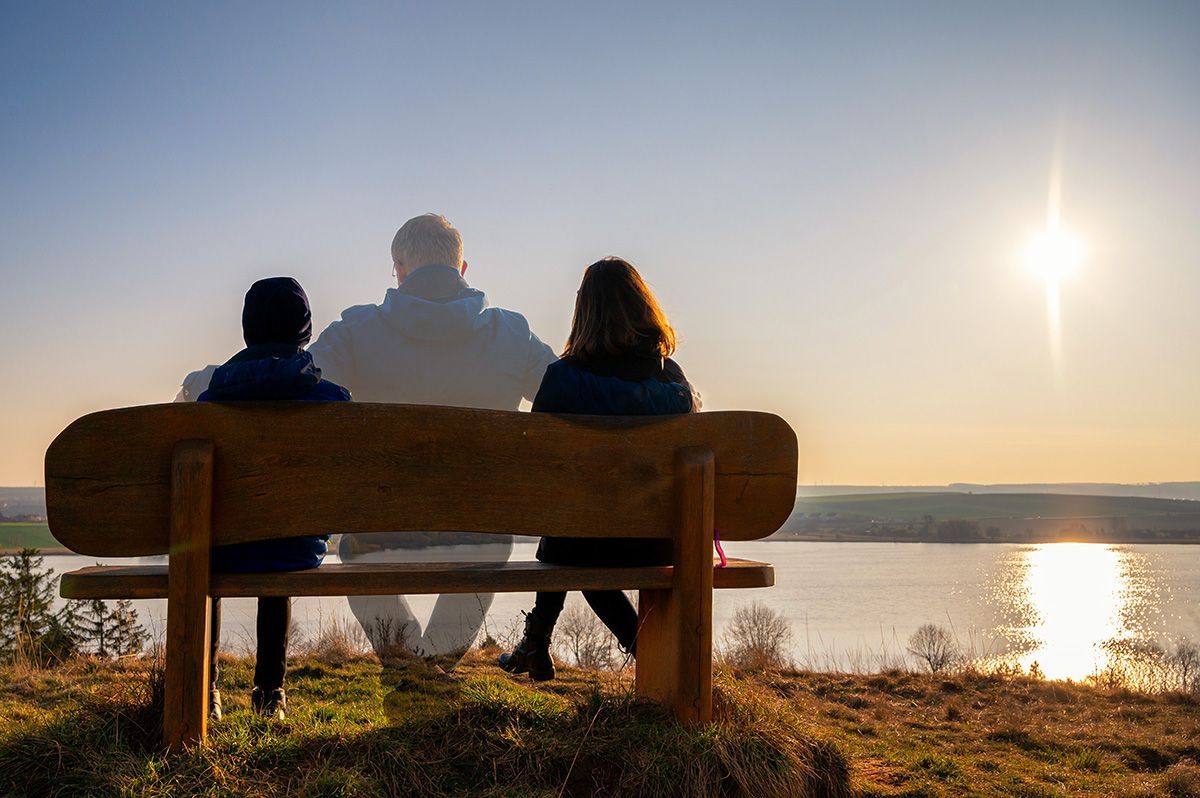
[1025, 227, 1084, 283]
[1025, 153, 1086, 377]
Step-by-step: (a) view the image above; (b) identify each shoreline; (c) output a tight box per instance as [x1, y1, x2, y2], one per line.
[770, 534, 1200, 544]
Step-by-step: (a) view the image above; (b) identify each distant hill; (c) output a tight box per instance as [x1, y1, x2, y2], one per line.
[789, 492, 1197, 523]
[0, 487, 46, 518]
[780, 490, 1200, 543]
[796, 482, 1200, 501]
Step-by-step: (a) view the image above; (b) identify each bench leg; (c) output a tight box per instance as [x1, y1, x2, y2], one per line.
[163, 440, 215, 752]
[636, 448, 714, 726]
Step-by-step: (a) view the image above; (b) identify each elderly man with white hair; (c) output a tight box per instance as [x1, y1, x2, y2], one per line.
[308, 213, 555, 408]
[306, 213, 557, 657]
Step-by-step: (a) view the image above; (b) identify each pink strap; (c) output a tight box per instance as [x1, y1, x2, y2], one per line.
[714, 529, 728, 568]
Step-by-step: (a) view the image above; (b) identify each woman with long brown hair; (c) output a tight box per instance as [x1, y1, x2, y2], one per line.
[500, 257, 698, 681]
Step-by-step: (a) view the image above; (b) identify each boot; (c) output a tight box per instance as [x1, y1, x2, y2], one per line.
[498, 610, 556, 681]
[251, 686, 286, 720]
[209, 686, 223, 722]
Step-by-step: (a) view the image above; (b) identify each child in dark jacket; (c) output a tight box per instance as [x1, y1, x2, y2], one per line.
[500, 257, 698, 681]
[199, 277, 351, 719]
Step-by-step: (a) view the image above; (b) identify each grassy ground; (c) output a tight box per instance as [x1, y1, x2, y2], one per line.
[2, 651, 1198, 797]
[0, 649, 848, 798]
[761, 666, 1200, 797]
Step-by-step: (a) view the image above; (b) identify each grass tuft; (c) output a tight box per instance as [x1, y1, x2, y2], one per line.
[1166, 760, 1200, 798]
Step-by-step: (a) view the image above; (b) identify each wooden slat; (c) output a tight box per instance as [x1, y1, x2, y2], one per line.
[58, 558, 774, 599]
[45, 403, 797, 556]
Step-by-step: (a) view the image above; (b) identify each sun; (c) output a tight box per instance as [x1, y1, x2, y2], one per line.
[1025, 226, 1084, 284]
[1024, 220, 1084, 375]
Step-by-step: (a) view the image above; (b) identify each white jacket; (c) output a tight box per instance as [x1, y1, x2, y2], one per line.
[306, 275, 556, 409]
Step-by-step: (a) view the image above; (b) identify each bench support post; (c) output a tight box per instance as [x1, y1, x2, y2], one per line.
[636, 447, 714, 726]
[163, 440, 215, 752]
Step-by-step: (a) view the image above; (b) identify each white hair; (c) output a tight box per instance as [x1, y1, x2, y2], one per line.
[391, 213, 463, 271]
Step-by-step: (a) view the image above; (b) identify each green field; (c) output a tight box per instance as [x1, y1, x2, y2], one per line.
[0, 523, 58, 551]
[792, 492, 1200, 522]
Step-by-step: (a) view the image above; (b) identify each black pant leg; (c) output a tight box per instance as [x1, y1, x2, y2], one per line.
[253, 596, 291, 691]
[532, 591, 568, 624]
[209, 597, 222, 687]
[581, 590, 639, 651]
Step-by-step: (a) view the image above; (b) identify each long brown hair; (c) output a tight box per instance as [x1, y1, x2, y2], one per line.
[561, 257, 677, 360]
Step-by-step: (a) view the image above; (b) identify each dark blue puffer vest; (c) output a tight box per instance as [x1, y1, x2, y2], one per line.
[532, 355, 695, 567]
[198, 344, 351, 573]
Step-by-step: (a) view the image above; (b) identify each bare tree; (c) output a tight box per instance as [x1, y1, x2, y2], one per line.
[1168, 638, 1200, 693]
[907, 624, 959, 673]
[555, 603, 616, 670]
[719, 601, 793, 670]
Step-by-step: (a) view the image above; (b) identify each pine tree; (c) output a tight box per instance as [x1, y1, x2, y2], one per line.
[106, 599, 147, 657]
[0, 549, 57, 663]
[80, 598, 111, 657]
[0, 549, 87, 665]
[39, 601, 82, 663]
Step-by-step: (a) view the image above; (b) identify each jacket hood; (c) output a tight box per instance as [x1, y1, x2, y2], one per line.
[378, 286, 490, 343]
[201, 347, 349, 401]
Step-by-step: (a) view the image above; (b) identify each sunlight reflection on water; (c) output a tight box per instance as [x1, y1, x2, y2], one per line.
[991, 544, 1158, 680]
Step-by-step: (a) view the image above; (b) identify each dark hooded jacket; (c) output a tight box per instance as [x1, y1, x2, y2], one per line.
[198, 277, 352, 573]
[199, 345, 351, 572]
[532, 352, 697, 567]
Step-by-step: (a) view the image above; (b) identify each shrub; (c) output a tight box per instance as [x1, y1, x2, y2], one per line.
[296, 615, 374, 664]
[555, 602, 617, 670]
[720, 601, 793, 671]
[1167, 639, 1200, 694]
[907, 624, 958, 673]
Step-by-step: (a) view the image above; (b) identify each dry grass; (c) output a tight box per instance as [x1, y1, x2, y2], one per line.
[5, 638, 1200, 797]
[1165, 760, 1200, 798]
[745, 665, 1200, 797]
[292, 613, 376, 663]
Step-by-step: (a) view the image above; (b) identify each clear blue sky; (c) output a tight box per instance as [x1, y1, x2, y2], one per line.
[2, 1, 1198, 485]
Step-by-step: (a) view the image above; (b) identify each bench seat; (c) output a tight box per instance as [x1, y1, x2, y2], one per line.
[60, 557, 774, 600]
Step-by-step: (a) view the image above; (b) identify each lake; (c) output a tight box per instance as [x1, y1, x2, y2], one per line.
[44, 541, 1200, 680]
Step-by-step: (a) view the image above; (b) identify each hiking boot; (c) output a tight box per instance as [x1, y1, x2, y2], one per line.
[251, 686, 286, 720]
[209, 687, 223, 722]
[499, 610, 556, 682]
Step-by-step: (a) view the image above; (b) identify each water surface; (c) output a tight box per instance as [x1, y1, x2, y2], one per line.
[45, 541, 1200, 679]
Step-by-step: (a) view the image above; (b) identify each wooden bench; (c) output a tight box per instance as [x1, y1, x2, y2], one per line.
[45, 403, 797, 751]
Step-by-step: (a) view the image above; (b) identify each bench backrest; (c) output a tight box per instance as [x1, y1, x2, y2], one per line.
[45, 403, 798, 557]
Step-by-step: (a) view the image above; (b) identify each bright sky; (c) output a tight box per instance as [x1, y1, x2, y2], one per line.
[2, 2, 1198, 486]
